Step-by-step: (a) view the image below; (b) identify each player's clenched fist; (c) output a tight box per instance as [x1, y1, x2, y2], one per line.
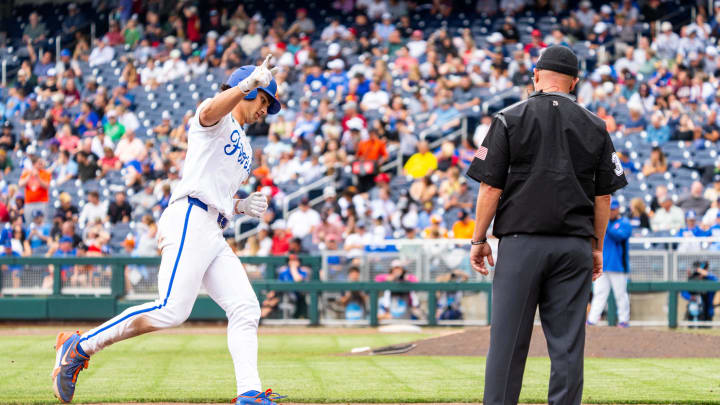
[235, 192, 268, 217]
[237, 55, 280, 94]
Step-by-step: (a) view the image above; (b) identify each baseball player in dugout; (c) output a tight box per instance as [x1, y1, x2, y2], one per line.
[466, 45, 627, 405]
[51, 56, 286, 405]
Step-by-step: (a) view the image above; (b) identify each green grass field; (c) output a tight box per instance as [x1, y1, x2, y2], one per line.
[1, 329, 719, 404]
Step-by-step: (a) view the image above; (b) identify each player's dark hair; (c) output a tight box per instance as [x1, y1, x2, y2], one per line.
[220, 83, 231, 91]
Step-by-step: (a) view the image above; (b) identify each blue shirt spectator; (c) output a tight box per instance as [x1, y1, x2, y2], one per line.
[604, 211, 632, 273]
[645, 113, 671, 144]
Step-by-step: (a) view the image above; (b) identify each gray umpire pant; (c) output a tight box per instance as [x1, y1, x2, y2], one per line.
[483, 234, 592, 405]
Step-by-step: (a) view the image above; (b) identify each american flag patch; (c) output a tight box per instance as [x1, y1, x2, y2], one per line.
[475, 146, 488, 160]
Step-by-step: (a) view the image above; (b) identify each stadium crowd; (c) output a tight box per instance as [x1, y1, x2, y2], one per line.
[0, 0, 720, 300]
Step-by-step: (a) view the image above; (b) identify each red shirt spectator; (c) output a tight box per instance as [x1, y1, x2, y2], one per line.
[524, 30, 547, 54]
[19, 159, 51, 204]
[271, 225, 292, 255]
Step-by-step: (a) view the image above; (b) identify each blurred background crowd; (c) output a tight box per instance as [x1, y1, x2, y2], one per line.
[0, 0, 717, 294]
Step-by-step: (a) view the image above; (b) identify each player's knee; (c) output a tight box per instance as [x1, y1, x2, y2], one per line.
[227, 298, 261, 326]
[163, 303, 194, 327]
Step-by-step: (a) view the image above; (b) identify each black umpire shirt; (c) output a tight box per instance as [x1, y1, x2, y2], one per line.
[467, 91, 628, 238]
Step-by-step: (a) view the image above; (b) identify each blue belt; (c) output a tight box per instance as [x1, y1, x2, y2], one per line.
[187, 196, 229, 229]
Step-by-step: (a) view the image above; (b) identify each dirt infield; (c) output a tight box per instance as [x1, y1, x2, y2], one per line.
[401, 326, 720, 358]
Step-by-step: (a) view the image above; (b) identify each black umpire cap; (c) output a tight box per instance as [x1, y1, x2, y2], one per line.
[536, 45, 579, 77]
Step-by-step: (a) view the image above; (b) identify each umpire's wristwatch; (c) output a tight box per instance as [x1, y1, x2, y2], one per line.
[470, 238, 487, 245]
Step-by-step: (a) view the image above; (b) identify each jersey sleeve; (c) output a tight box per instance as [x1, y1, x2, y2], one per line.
[189, 98, 231, 135]
[465, 115, 510, 189]
[595, 129, 628, 196]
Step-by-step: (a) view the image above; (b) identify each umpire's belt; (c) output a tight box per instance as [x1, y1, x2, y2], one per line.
[187, 196, 229, 230]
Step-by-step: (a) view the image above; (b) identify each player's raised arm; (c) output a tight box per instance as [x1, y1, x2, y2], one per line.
[199, 55, 277, 127]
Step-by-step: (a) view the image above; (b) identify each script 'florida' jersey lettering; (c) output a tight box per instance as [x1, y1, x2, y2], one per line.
[169, 98, 253, 218]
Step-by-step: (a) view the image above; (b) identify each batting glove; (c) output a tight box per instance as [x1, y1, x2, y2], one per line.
[237, 55, 280, 94]
[235, 192, 268, 218]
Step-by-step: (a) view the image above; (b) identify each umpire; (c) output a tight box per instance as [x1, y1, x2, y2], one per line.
[466, 45, 627, 405]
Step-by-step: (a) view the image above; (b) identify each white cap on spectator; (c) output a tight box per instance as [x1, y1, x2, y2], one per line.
[68, 3, 77, 9]
[162, 111, 171, 120]
[271, 220, 286, 230]
[170, 49, 181, 59]
[328, 43, 341, 57]
[596, 64, 612, 76]
[106, 109, 118, 118]
[594, 22, 608, 34]
[601, 5, 612, 14]
[207, 30, 219, 39]
[390, 259, 403, 268]
[487, 32, 504, 43]
[707, 46, 718, 56]
[47, 68, 57, 77]
[323, 186, 337, 198]
[258, 222, 270, 231]
[590, 72, 602, 82]
[628, 101, 643, 112]
[382, 12, 392, 20]
[26, 145, 37, 155]
[51, 93, 64, 103]
[164, 36, 177, 45]
[661, 21, 673, 31]
[602, 81, 614, 94]
[328, 59, 345, 70]
[580, 0, 591, 7]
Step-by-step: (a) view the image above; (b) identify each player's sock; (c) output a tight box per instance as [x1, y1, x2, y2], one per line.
[76, 342, 89, 358]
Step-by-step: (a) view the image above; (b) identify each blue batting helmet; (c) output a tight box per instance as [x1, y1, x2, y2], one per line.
[226, 66, 281, 115]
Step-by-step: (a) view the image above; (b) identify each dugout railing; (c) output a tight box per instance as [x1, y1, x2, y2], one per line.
[0, 254, 719, 328]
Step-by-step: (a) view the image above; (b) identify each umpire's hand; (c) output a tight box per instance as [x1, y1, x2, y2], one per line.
[470, 243, 494, 275]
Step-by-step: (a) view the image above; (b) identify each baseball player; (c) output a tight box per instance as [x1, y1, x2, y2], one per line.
[52, 55, 286, 405]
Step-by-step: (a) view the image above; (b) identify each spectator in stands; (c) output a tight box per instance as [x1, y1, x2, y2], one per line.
[269, 253, 311, 319]
[270, 220, 292, 256]
[588, 199, 632, 327]
[107, 191, 132, 224]
[286, 8, 315, 37]
[56, 125, 80, 154]
[409, 175, 438, 204]
[89, 37, 115, 67]
[19, 157, 50, 223]
[628, 197, 651, 230]
[646, 111, 671, 144]
[404, 141, 437, 179]
[339, 266, 368, 320]
[22, 94, 44, 126]
[378, 259, 422, 320]
[23, 12, 48, 45]
[26, 210, 50, 253]
[78, 191, 106, 229]
[0, 122, 15, 152]
[115, 130, 147, 164]
[55, 192, 78, 223]
[43, 236, 76, 289]
[0, 149, 13, 178]
[642, 146, 668, 177]
[0, 239, 22, 288]
[103, 110, 125, 143]
[50, 150, 77, 186]
[423, 214, 448, 239]
[452, 210, 475, 239]
[678, 181, 712, 216]
[682, 261, 718, 323]
[286, 198, 320, 239]
[312, 210, 345, 247]
[622, 104, 647, 135]
[435, 269, 469, 320]
[344, 221, 371, 257]
[651, 196, 685, 231]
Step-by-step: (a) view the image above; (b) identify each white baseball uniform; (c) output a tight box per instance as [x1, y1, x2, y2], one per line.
[78, 98, 262, 395]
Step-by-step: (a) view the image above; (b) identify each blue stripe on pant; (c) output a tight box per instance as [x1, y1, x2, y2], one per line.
[79, 204, 193, 345]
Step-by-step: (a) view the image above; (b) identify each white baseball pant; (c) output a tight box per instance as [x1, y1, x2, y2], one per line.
[77, 198, 261, 395]
[587, 271, 630, 324]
